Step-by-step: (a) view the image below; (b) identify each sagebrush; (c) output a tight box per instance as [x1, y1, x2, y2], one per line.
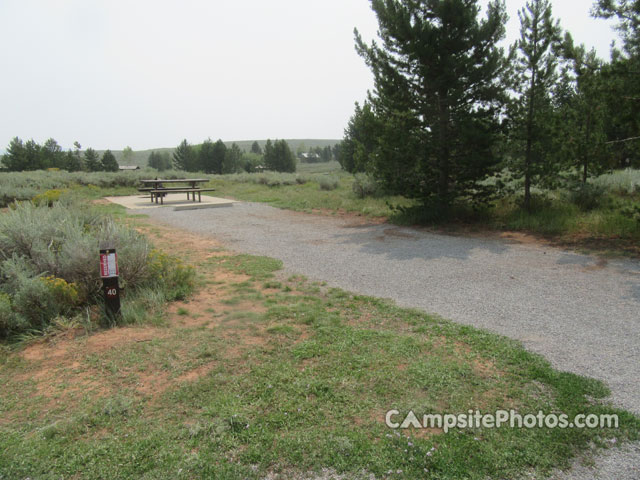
[0, 201, 195, 337]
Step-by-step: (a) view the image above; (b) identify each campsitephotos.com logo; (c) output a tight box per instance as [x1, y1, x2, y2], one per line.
[385, 409, 619, 434]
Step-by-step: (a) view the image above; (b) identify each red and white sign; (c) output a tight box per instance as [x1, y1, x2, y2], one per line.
[100, 252, 119, 278]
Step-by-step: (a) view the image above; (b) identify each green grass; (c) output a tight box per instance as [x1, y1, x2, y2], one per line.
[206, 170, 415, 218]
[1, 215, 638, 479]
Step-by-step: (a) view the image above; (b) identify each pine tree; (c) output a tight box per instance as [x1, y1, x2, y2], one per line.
[556, 42, 609, 182]
[122, 146, 134, 165]
[148, 151, 160, 170]
[354, 0, 508, 214]
[2, 137, 26, 171]
[158, 152, 172, 171]
[250, 141, 262, 155]
[510, 0, 562, 211]
[263, 139, 274, 170]
[173, 139, 196, 171]
[212, 139, 227, 174]
[101, 150, 119, 172]
[592, 0, 640, 166]
[42, 138, 64, 169]
[198, 138, 217, 173]
[593, 0, 640, 56]
[64, 150, 83, 172]
[84, 148, 101, 171]
[340, 101, 379, 173]
[264, 139, 296, 172]
[223, 142, 243, 173]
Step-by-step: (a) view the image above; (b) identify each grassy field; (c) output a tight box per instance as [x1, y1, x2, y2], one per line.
[207, 170, 416, 218]
[0, 204, 638, 478]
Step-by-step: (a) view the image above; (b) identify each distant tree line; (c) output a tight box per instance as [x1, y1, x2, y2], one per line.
[160, 138, 297, 173]
[1, 138, 119, 172]
[297, 144, 341, 163]
[340, 0, 640, 213]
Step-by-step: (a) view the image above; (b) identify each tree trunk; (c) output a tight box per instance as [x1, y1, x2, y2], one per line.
[582, 109, 593, 184]
[437, 92, 450, 214]
[524, 72, 535, 212]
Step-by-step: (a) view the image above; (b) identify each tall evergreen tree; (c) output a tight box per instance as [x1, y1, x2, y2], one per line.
[556, 42, 610, 182]
[148, 151, 171, 171]
[212, 139, 228, 174]
[198, 138, 217, 173]
[510, 0, 562, 211]
[64, 150, 83, 172]
[148, 151, 160, 170]
[593, 0, 640, 56]
[2, 137, 26, 171]
[223, 142, 243, 173]
[354, 0, 508, 213]
[101, 150, 119, 172]
[84, 148, 101, 172]
[592, 0, 640, 166]
[264, 139, 296, 172]
[121, 146, 134, 165]
[340, 100, 380, 173]
[250, 141, 262, 155]
[173, 139, 196, 171]
[263, 139, 274, 169]
[42, 138, 64, 169]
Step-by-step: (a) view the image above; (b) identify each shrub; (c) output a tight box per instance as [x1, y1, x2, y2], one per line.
[0, 201, 195, 337]
[516, 192, 553, 212]
[594, 168, 640, 196]
[32, 189, 68, 207]
[0, 169, 205, 207]
[0, 292, 24, 337]
[11, 275, 61, 331]
[147, 249, 196, 301]
[318, 176, 339, 191]
[564, 183, 605, 211]
[352, 173, 379, 198]
[621, 203, 640, 223]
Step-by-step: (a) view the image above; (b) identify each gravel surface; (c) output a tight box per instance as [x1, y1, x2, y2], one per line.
[138, 201, 640, 479]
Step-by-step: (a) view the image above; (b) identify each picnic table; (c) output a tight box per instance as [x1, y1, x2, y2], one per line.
[139, 178, 214, 204]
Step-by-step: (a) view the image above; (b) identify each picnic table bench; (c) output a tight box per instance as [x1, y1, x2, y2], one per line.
[139, 179, 214, 204]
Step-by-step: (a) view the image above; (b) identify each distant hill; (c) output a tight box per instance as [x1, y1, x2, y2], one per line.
[98, 139, 341, 168]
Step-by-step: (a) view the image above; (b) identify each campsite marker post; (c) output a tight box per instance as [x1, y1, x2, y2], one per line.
[99, 244, 121, 319]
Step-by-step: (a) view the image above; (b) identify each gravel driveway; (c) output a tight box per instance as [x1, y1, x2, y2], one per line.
[137, 201, 640, 479]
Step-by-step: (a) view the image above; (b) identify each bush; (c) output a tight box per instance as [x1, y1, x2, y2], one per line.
[594, 168, 640, 196]
[147, 249, 196, 301]
[32, 189, 68, 207]
[0, 169, 205, 207]
[0, 292, 24, 337]
[318, 176, 339, 191]
[621, 203, 640, 223]
[0, 201, 196, 337]
[352, 173, 379, 198]
[564, 183, 605, 211]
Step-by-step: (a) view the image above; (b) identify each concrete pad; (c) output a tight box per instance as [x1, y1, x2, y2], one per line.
[104, 195, 235, 211]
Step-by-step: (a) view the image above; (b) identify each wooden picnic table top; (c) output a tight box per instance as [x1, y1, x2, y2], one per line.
[140, 178, 209, 184]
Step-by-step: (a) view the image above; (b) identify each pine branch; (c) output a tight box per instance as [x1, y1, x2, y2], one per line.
[606, 136, 640, 144]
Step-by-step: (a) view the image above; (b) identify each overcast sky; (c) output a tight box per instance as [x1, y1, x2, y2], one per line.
[0, 0, 619, 151]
